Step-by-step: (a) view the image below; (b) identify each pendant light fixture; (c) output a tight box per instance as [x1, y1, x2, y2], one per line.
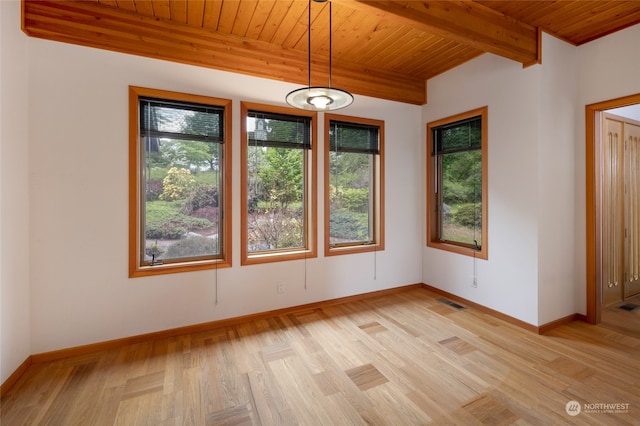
[286, 0, 353, 111]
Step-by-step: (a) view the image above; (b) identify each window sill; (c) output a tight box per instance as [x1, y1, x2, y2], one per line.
[427, 240, 487, 260]
[129, 258, 231, 278]
[325, 243, 384, 257]
[241, 249, 316, 266]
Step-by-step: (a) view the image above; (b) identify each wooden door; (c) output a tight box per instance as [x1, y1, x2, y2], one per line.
[603, 115, 640, 306]
[603, 116, 624, 305]
[625, 122, 640, 298]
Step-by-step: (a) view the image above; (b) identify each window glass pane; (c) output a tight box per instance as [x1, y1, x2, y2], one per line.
[427, 107, 486, 259]
[141, 104, 223, 263]
[440, 149, 482, 246]
[131, 88, 231, 277]
[242, 104, 316, 264]
[328, 151, 373, 245]
[247, 145, 305, 251]
[328, 120, 379, 247]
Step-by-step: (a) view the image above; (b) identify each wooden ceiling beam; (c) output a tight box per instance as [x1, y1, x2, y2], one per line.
[22, 0, 426, 105]
[334, 0, 541, 67]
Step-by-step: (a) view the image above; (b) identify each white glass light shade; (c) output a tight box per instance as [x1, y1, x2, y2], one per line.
[286, 86, 354, 111]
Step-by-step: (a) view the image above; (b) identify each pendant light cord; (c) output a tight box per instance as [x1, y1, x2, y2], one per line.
[329, 1, 333, 89]
[307, 0, 312, 89]
[308, 0, 333, 89]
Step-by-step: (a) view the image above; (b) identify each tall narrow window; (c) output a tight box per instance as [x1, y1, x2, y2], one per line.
[241, 102, 317, 265]
[427, 107, 488, 259]
[129, 87, 232, 277]
[325, 114, 384, 256]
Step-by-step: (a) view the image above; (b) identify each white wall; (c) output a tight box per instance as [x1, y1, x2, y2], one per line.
[1, 0, 31, 384]
[422, 25, 640, 327]
[26, 37, 422, 354]
[574, 24, 640, 314]
[422, 54, 541, 325]
[537, 33, 579, 324]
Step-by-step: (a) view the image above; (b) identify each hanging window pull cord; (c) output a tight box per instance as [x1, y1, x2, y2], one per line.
[373, 238, 377, 280]
[304, 247, 308, 291]
[214, 175, 220, 306]
[214, 233, 218, 306]
[214, 258, 218, 306]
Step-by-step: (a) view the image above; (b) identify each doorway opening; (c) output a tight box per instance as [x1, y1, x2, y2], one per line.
[586, 93, 640, 326]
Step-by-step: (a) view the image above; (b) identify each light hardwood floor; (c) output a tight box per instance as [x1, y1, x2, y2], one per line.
[601, 293, 640, 339]
[2, 287, 639, 425]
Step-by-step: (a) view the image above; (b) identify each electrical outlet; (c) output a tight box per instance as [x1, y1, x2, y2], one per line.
[277, 281, 285, 294]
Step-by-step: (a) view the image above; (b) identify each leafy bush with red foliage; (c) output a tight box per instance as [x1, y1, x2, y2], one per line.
[192, 206, 219, 224]
[182, 184, 219, 215]
[145, 179, 163, 201]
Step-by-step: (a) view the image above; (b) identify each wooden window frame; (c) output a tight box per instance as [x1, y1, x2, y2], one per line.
[324, 114, 385, 257]
[128, 86, 232, 277]
[426, 106, 488, 259]
[240, 102, 318, 265]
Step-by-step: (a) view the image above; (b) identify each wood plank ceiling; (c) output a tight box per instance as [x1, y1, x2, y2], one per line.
[22, 1, 640, 105]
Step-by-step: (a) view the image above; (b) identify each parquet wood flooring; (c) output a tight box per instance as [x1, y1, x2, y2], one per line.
[2, 288, 640, 425]
[601, 293, 640, 339]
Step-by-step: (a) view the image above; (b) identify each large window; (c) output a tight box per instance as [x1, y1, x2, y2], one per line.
[427, 107, 487, 259]
[129, 87, 232, 277]
[325, 114, 384, 256]
[241, 102, 317, 265]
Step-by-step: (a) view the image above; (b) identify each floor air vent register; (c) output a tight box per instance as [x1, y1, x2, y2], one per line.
[618, 303, 639, 311]
[437, 298, 467, 311]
